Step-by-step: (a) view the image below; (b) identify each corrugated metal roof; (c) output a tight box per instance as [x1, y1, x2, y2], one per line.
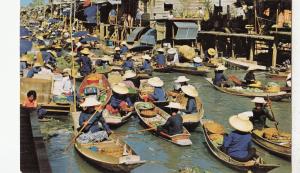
[174, 22, 198, 40]
[174, 22, 198, 29]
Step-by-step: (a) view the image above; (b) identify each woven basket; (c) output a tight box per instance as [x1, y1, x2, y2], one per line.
[141, 110, 157, 118]
[204, 121, 225, 134]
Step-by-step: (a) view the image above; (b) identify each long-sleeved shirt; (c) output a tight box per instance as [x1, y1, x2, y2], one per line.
[122, 59, 134, 70]
[155, 54, 166, 66]
[110, 95, 133, 109]
[184, 97, 197, 114]
[61, 77, 73, 95]
[150, 87, 166, 102]
[76, 56, 92, 76]
[250, 107, 275, 130]
[120, 46, 128, 54]
[27, 67, 41, 78]
[244, 72, 255, 84]
[113, 53, 121, 61]
[223, 131, 252, 159]
[162, 113, 183, 135]
[213, 71, 227, 87]
[141, 60, 151, 70]
[79, 111, 111, 133]
[41, 51, 56, 64]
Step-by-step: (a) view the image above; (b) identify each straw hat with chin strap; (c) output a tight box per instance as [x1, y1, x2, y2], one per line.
[181, 85, 198, 97]
[123, 70, 137, 79]
[142, 54, 151, 60]
[208, 48, 216, 56]
[251, 97, 267, 104]
[167, 48, 176, 54]
[114, 47, 121, 51]
[112, 83, 129, 95]
[229, 114, 253, 132]
[80, 95, 101, 107]
[148, 77, 164, 87]
[175, 76, 190, 83]
[80, 48, 90, 55]
[165, 102, 184, 110]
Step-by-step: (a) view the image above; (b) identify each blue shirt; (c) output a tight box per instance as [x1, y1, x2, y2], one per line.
[141, 60, 151, 70]
[155, 54, 165, 65]
[110, 95, 133, 109]
[77, 56, 92, 74]
[120, 46, 128, 54]
[213, 71, 227, 86]
[150, 87, 166, 102]
[122, 59, 134, 70]
[223, 131, 252, 159]
[185, 97, 197, 114]
[41, 51, 56, 64]
[113, 53, 121, 61]
[20, 62, 27, 72]
[79, 111, 111, 133]
[194, 62, 203, 67]
[27, 67, 41, 78]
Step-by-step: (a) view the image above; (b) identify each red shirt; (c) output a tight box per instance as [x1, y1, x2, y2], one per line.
[23, 98, 37, 108]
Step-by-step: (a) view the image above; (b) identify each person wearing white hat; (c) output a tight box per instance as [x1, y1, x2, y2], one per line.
[167, 48, 179, 64]
[106, 83, 133, 114]
[181, 85, 198, 114]
[193, 56, 204, 67]
[113, 47, 121, 62]
[244, 67, 256, 85]
[120, 41, 129, 55]
[77, 48, 92, 77]
[147, 77, 166, 102]
[213, 65, 229, 87]
[155, 48, 166, 68]
[77, 95, 112, 143]
[173, 76, 190, 92]
[157, 102, 184, 135]
[61, 68, 74, 102]
[221, 114, 258, 162]
[140, 54, 152, 72]
[249, 97, 276, 130]
[122, 53, 134, 71]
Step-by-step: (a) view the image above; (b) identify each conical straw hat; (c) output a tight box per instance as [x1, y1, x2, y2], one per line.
[229, 114, 253, 132]
[112, 83, 129, 95]
[208, 48, 216, 56]
[148, 77, 164, 87]
[80, 95, 101, 107]
[123, 70, 137, 79]
[181, 85, 198, 97]
[80, 48, 90, 55]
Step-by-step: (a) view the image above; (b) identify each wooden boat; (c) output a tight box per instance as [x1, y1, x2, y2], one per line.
[134, 102, 192, 146]
[95, 66, 113, 75]
[203, 62, 218, 68]
[252, 129, 291, 159]
[167, 92, 204, 131]
[102, 109, 133, 129]
[71, 112, 145, 172]
[201, 119, 280, 172]
[205, 78, 287, 101]
[170, 64, 211, 76]
[153, 66, 172, 73]
[265, 72, 289, 81]
[139, 79, 169, 107]
[222, 57, 267, 71]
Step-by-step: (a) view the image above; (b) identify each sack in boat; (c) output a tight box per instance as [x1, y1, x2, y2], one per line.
[263, 128, 279, 139]
[141, 110, 157, 118]
[204, 121, 225, 134]
[176, 94, 188, 108]
[178, 45, 196, 60]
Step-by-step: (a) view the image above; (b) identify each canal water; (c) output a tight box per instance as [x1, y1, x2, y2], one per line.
[39, 70, 291, 173]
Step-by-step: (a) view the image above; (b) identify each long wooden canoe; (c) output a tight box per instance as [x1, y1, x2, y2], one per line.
[71, 112, 145, 172]
[252, 129, 291, 159]
[153, 66, 172, 73]
[134, 102, 192, 146]
[265, 72, 289, 81]
[205, 78, 287, 101]
[102, 109, 133, 129]
[169, 65, 211, 76]
[201, 119, 280, 172]
[222, 58, 267, 71]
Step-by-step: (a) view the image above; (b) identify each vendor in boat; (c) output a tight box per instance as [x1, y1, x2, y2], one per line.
[113, 47, 122, 62]
[106, 83, 134, 115]
[76, 48, 92, 77]
[120, 41, 129, 55]
[157, 102, 184, 136]
[244, 67, 256, 85]
[38, 63, 54, 75]
[78, 96, 112, 144]
[61, 68, 74, 102]
[155, 48, 166, 68]
[249, 97, 276, 130]
[147, 77, 166, 102]
[221, 113, 258, 162]
[204, 48, 216, 62]
[193, 57, 204, 67]
[27, 62, 42, 78]
[140, 54, 152, 72]
[167, 48, 179, 65]
[173, 76, 190, 93]
[181, 85, 198, 114]
[95, 55, 111, 69]
[122, 70, 138, 88]
[213, 65, 229, 87]
[22, 90, 48, 121]
[122, 53, 134, 71]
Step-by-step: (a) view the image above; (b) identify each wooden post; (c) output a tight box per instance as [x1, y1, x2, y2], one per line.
[249, 39, 254, 61]
[215, 38, 218, 58]
[272, 41, 277, 67]
[254, 0, 257, 33]
[231, 37, 235, 59]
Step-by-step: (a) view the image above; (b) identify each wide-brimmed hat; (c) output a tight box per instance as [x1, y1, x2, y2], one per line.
[215, 65, 227, 71]
[45, 63, 54, 70]
[112, 83, 129, 95]
[62, 68, 71, 76]
[181, 85, 198, 97]
[167, 48, 176, 54]
[208, 48, 216, 56]
[193, 56, 203, 63]
[66, 38, 75, 43]
[229, 114, 253, 132]
[123, 70, 137, 79]
[142, 54, 151, 60]
[20, 55, 29, 62]
[247, 66, 257, 71]
[101, 55, 112, 61]
[80, 95, 101, 107]
[175, 76, 190, 83]
[251, 97, 267, 104]
[165, 102, 184, 110]
[80, 48, 90, 55]
[121, 41, 127, 46]
[114, 47, 121, 51]
[148, 77, 164, 87]
[157, 48, 164, 53]
[126, 53, 133, 58]
[36, 35, 44, 40]
[33, 62, 42, 67]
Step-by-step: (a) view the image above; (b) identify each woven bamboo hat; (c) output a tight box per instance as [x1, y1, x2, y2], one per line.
[126, 53, 133, 58]
[193, 56, 203, 63]
[114, 47, 121, 51]
[167, 48, 176, 54]
[251, 97, 266, 104]
[165, 102, 184, 110]
[62, 68, 71, 76]
[204, 121, 225, 134]
[208, 48, 216, 56]
[229, 114, 253, 132]
[20, 55, 29, 62]
[112, 83, 129, 95]
[175, 76, 190, 83]
[121, 41, 127, 46]
[123, 70, 137, 79]
[36, 35, 44, 41]
[148, 77, 164, 87]
[80, 48, 90, 55]
[33, 62, 42, 67]
[142, 54, 151, 60]
[157, 48, 164, 53]
[80, 95, 101, 107]
[181, 85, 198, 97]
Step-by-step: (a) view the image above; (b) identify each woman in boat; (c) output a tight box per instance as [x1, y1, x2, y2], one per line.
[41, 50, 57, 65]
[76, 48, 92, 77]
[27, 62, 42, 78]
[193, 56, 204, 67]
[22, 90, 48, 121]
[157, 102, 184, 135]
[78, 96, 112, 144]
[122, 53, 134, 71]
[204, 48, 216, 62]
[181, 85, 198, 114]
[140, 54, 152, 72]
[113, 47, 122, 62]
[122, 70, 138, 88]
[213, 65, 229, 87]
[106, 83, 133, 115]
[167, 48, 179, 65]
[244, 68, 256, 85]
[147, 77, 167, 102]
[249, 97, 276, 130]
[120, 41, 129, 55]
[222, 113, 258, 162]
[61, 68, 74, 102]
[174, 76, 190, 91]
[155, 48, 166, 68]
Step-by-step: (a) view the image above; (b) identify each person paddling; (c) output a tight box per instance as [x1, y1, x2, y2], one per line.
[147, 77, 166, 102]
[181, 85, 198, 114]
[155, 48, 166, 68]
[213, 65, 229, 87]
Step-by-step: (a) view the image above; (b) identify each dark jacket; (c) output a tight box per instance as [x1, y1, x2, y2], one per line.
[77, 56, 92, 76]
[250, 107, 275, 130]
[162, 113, 183, 135]
[184, 97, 197, 114]
[79, 111, 111, 133]
[244, 71, 255, 84]
[213, 71, 227, 86]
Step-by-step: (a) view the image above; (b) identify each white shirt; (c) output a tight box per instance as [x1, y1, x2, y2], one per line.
[38, 67, 53, 75]
[62, 76, 73, 94]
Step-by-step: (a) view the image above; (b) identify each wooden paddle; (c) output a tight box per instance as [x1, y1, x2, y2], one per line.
[266, 95, 279, 131]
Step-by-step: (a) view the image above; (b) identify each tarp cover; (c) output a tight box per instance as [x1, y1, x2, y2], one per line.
[174, 22, 198, 40]
[20, 39, 32, 55]
[80, 36, 99, 43]
[140, 29, 157, 46]
[127, 27, 146, 43]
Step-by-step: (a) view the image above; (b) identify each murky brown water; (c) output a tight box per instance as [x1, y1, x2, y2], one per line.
[40, 70, 291, 173]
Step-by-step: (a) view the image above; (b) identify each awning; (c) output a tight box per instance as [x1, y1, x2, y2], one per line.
[140, 29, 157, 46]
[108, 0, 121, 5]
[127, 27, 146, 43]
[173, 22, 198, 40]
